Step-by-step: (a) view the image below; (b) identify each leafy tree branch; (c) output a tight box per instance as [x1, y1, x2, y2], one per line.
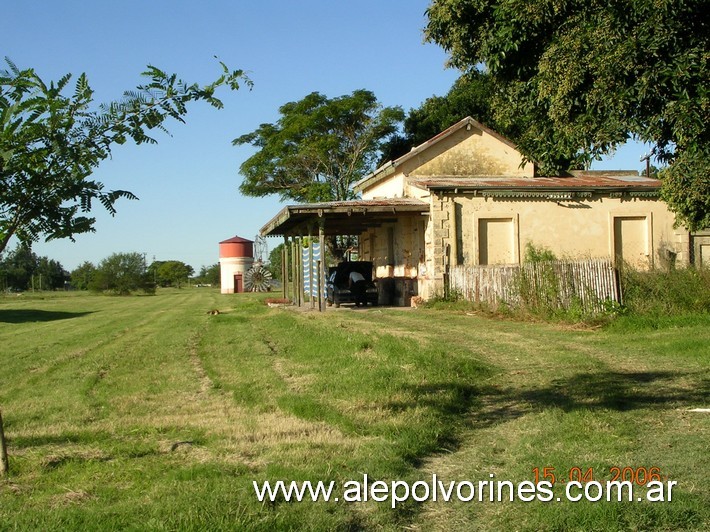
[0, 58, 251, 254]
[424, 0, 709, 229]
[234, 90, 403, 203]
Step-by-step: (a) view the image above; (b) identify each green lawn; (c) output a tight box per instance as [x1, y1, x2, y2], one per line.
[0, 290, 708, 530]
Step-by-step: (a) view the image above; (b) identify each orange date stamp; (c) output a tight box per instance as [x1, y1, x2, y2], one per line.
[533, 466, 668, 486]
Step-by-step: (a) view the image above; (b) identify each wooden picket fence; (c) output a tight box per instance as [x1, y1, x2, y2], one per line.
[448, 259, 620, 315]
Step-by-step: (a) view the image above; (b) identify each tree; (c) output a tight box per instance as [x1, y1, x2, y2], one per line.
[0, 58, 251, 255]
[267, 243, 284, 281]
[0, 243, 69, 290]
[196, 263, 220, 286]
[89, 252, 153, 295]
[0, 243, 37, 290]
[149, 260, 194, 288]
[660, 146, 710, 232]
[35, 256, 69, 290]
[425, 0, 709, 229]
[381, 71, 529, 163]
[70, 261, 96, 290]
[235, 90, 404, 203]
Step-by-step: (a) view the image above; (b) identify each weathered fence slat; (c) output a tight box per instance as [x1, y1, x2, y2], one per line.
[449, 259, 620, 315]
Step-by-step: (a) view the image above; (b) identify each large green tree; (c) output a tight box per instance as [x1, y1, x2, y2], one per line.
[149, 260, 194, 288]
[0, 243, 37, 290]
[70, 260, 96, 290]
[195, 263, 220, 286]
[235, 90, 404, 202]
[403, 71, 497, 145]
[0, 242, 67, 290]
[89, 252, 153, 295]
[380, 70, 545, 164]
[0, 58, 250, 254]
[35, 256, 68, 290]
[267, 243, 284, 281]
[425, 0, 709, 230]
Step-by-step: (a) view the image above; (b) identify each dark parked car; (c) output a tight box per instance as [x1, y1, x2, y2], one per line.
[326, 261, 378, 307]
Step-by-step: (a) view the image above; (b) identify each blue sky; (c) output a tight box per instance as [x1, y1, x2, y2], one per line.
[4, 1, 651, 271]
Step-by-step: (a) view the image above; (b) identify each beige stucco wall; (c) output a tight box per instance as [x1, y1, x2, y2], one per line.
[359, 216, 425, 278]
[412, 193, 687, 298]
[360, 125, 533, 201]
[357, 122, 689, 300]
[403, 127, 534, 178]
[434, 192, 686, 284]
[358, 214, 429, 303]
[361, 173, 405, 200]
[404, 181, 432, 201]
[364, 193, 688, 300]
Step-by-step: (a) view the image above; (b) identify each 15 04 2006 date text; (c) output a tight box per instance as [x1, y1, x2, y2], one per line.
[532, 466, 668, 485]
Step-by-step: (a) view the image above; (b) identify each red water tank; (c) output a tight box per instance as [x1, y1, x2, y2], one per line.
[219, 235, 254, 259]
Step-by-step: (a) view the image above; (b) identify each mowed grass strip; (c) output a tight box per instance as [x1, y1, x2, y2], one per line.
[0, 291, 708, 530]
[341, 308, 709, 530]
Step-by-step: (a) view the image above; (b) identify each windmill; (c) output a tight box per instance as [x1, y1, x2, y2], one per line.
[253, 235, 268, 263]
[243, 234, 272, 291]
[244, 263, 272, 292]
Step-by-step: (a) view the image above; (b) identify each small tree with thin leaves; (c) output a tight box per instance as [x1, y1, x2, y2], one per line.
[0, 58, 250, 254]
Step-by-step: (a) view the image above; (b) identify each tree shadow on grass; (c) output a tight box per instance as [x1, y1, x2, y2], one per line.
[394, 370, 710, 532]
[377, 370, 709, 479]
[8, 431, 106, 449]
[473, 370, 710, 428]
[0, 309, 94, 323]
[388, 370, 709, 436]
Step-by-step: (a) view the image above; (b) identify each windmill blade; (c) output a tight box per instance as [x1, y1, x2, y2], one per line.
[244, 264, 272, 292]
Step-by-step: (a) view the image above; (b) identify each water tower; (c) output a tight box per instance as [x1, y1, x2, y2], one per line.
[219, 235, 254, 294]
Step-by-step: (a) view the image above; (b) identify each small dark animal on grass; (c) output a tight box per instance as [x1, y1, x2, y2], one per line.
[207, 309, 220, 315]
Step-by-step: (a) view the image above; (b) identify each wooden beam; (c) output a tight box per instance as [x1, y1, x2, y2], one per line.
[299, 238, 303, 304]
[282, 236, 288, 299]
[290, 237, 297, 304]
[318, 221, 326, 312]
[308, 224, 315, 309]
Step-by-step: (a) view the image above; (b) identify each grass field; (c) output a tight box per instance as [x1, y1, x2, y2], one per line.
[0, 289, 708, 530]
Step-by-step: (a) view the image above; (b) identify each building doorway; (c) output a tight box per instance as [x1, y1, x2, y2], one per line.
[613, 216, 649, 269]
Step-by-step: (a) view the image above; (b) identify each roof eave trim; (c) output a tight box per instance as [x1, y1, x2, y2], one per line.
[353, 162, 396, 193]
[425, 185, 661, 196]
[259, 206, 293, 237]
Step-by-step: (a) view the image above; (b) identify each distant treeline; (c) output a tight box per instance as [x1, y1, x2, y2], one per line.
[0, 244, 220, 294]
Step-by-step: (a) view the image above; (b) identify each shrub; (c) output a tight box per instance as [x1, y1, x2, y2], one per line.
[89, 252, 154, 295]
[619, 265, 710, 316]
[524, 242, 557, 263]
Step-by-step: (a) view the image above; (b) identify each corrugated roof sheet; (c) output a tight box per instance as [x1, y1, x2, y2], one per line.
[259, 198, 429, 237]
[285, 198, 428, 210]
[410, 174, 660, 191]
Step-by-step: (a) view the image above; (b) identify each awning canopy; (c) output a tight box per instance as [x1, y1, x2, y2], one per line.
[260, 198, 429, 237]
